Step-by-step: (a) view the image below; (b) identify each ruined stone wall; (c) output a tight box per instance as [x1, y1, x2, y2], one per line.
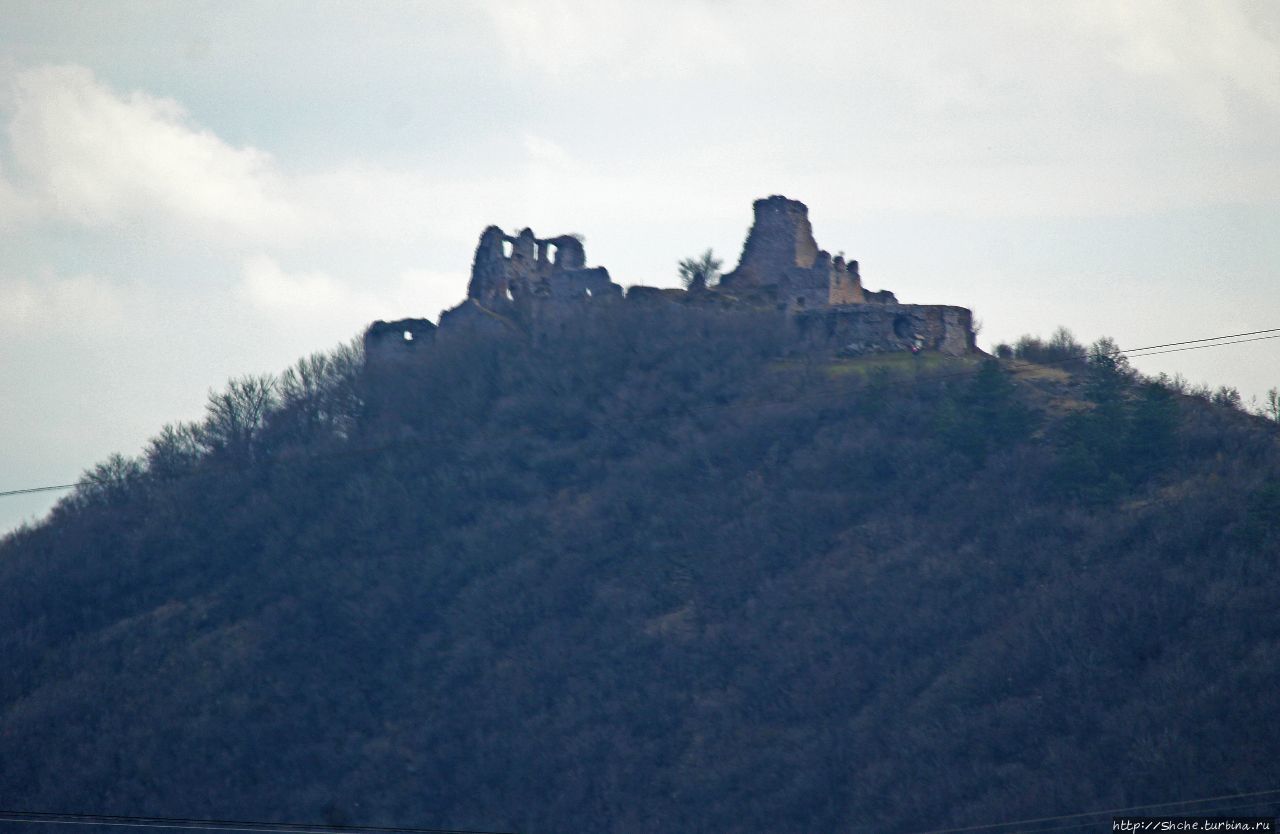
[778, 253, 868, 310]
[437, 300, 519, 339]
[789, 304, 976, 357]
[435, 225, 622, 345]
[826, 257, 864, 306]
[465, 226, 599, 306]
[363, 318, 437, 364]
[466, 226, 511, 304]
[368, 196, 977, 373]
[546, 266, 619, 301]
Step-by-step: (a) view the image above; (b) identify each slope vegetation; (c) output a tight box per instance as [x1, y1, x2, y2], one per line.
[2, 309, 1279, 834]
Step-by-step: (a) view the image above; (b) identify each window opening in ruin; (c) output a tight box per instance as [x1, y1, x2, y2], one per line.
[548, 243, 558, 264]
[505, 287, 515, 301]
[893, 314, 913, 339]
[502, 240, 513, 257]
[403, 330, 414, 341]
[585, 288, 593, 297]
[796, 296, 806, 307]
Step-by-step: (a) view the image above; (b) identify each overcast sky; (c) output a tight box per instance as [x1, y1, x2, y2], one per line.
[2, 0, 1278, 533]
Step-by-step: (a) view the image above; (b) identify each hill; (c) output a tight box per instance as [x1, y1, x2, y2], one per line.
[2, 308, 1279, 834]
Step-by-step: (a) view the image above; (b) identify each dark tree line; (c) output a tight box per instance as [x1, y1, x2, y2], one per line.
[1, 314, 1279, 834]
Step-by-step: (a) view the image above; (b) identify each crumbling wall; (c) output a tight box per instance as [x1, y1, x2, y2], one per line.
[625, 286, 689, 304]
[371, 196, 975, 371]
[439, 224, 622, 343]
[779, 252, 869, 310]
[465, 227, 605, 305]
[826, 257, 864, 306]
[790, 304, 976, 357]
[547, 266, 619, 301]
[437, 300, 518, 339]
[363, 318, 437, 365]
[466, 226, 511, 304]
[545, 234, 585, 270]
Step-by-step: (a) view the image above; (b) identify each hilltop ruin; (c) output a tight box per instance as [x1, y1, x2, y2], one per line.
[364, 196, 977, 364]
[720, 195, 897, 308]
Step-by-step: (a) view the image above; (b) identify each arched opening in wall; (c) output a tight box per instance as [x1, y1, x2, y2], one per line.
[502, 240, 513, 258]
[584, 287, 593, 298]
[893, 314, 913, 340]
[402, 330, 414, 341]
[505, 286, 515, 301]
[548, 243, 558, 264]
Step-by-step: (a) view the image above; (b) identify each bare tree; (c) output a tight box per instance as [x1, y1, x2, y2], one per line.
[202, 374, 279, 463]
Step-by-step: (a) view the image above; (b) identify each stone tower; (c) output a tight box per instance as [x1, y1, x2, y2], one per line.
[720, 195, 880, 309]
[719, 196, 820, 288]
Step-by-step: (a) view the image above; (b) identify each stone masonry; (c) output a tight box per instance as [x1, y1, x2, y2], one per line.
[364, 196, 978, 362]
[720, 195, 897, 312]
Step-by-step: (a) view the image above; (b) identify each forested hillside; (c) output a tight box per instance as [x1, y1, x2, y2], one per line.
[2, 307, 1279, 834]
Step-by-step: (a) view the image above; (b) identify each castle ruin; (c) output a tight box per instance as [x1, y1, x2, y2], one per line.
[435, 225, 622, 339]
[720, 195, 891, 309]
[364, 196, 977, 362]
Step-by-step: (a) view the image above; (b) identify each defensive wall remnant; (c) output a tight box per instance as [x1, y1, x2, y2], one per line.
[437, 225, 622, 341]
[362, 318, 436, 366]
[364, 196, 977, 362]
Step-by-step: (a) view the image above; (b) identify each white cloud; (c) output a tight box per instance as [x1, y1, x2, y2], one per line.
[1086, 0, 1280, 124]
[235, 255, 466, 327]
[0, 163, 37, 228]
[0, 270, 127, 330]
[291, 163, 509, 247]
[4, 65, 305, 240]
[481, 0, 745, 78]
[237, 255, 353, 315]
[0, 64, 502, 251]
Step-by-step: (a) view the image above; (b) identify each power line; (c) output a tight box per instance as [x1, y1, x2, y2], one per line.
[1105, 327, 1280, 355]
[1127, 332, 1280, 358]
[0, 810, 513, 834]
[1, 325, 1277, 503]
[675, 329, 1280, 429]
[674, 326, 1280, 425]
[0, 483, 79, 498]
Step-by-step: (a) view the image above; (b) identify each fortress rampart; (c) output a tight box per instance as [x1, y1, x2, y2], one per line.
[364, 196, 978, 362]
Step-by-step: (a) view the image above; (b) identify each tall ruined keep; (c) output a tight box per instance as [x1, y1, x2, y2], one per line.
[721, 196, 820, 289]
[720, 195, 896, 309]
[364, 196, 977, 364]
[716, 195, 974, 355]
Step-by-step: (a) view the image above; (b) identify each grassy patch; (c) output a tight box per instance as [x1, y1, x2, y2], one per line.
[821, 352, 984, 379]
